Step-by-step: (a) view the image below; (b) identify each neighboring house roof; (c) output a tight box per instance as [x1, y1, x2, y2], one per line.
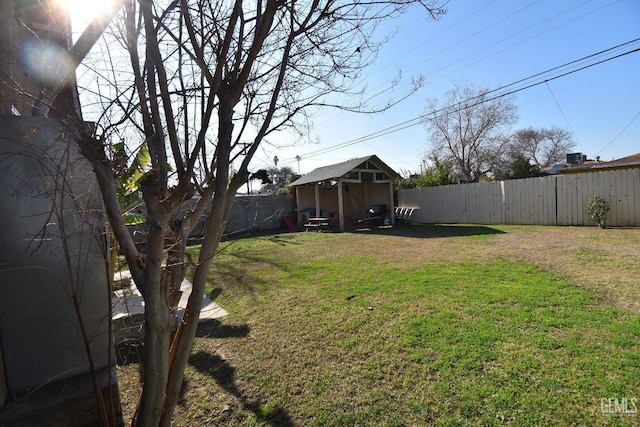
[542, 163, 566, 175]
[544, 152, 640, 175]
[596, 152, 640, 168]
[289, 155, 399, 186]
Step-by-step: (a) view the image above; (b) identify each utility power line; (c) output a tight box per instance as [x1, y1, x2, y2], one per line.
[595, 111, 640, 157]
[313, 0, 616, 133]
[545, 82, 585, 154]
[275, 39, 640, 166]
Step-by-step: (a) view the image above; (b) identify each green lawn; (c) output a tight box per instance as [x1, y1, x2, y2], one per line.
[122, 225, 640, 426]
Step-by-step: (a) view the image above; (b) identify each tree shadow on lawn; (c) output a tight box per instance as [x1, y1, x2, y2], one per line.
[205, 253, 286, 297]
[195, 318, 250, 339]
[189, 320, 294, 426]
[349, 223, 506, 239]
[114, 319, 249, 365]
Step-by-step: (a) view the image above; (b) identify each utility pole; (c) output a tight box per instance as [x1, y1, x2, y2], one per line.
[295, 155, 301, 174]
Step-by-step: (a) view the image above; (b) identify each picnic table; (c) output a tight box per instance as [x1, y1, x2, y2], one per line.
[304, 217, 332, 231]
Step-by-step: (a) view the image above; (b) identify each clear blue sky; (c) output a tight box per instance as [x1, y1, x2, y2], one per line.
[254, 0, 640, 175]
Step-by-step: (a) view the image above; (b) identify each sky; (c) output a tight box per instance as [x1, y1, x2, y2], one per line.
[67, 0, 640, 177]
[250, 0, 640, 176]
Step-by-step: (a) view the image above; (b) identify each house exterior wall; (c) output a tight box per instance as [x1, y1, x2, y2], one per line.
[0, 0, 79, 118]
[0, 117, 111, 393]
[397, 168, 640, 227]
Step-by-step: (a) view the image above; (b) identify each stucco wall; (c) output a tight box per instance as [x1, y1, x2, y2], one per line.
[0, 117, 111, 393]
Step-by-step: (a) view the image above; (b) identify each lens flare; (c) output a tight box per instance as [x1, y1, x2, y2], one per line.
[22, 39, 73, 84]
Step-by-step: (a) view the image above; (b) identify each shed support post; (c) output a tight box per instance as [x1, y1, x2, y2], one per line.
[296, 186, 301, 224]
[338, 179, 345, 231]
[363, 184, 370, 216]
[389, 182, 395, 225]
[314, 183, 321, 218]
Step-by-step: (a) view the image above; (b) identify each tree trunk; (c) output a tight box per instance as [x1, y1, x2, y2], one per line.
[159, 100, 236, 425]
[165, 222, 186, 317]
[134, 206, 172, 427]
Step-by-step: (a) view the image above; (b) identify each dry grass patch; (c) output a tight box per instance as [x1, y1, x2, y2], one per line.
[485, 226, 640, 312]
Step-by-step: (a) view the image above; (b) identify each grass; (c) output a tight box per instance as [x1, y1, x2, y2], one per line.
[118, 224, 640, 426]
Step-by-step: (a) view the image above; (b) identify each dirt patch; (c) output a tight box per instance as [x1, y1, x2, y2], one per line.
[336, 225, 640, 313]
[487, 227, 640, 312]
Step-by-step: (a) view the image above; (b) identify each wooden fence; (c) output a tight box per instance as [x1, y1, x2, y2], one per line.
[397, 168, 640, 227]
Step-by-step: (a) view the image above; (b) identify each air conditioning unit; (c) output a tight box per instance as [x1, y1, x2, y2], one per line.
[567, 153, 586, 164]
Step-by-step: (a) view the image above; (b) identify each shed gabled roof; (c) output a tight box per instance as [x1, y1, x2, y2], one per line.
[289, 155, 399, 186]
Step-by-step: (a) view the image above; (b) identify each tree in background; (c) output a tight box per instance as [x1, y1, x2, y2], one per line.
[70, 0, 447, 425]
[510, 126, 575, 168]
[493, 153, 541, 180]
[424, 82, 518, 183]
[416, 155, 457, 187]
[394, 156, 456, 188]
[261, 166, 300, 194]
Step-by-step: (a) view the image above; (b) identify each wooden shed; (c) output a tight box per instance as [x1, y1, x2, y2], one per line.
[289, 155, 399, 231]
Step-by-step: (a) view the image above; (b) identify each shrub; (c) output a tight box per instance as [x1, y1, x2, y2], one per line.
[586, 195, 610, 229]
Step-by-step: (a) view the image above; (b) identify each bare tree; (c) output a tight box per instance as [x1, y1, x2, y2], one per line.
[510, 126, 575, 168]
[67, 0, 448, 425]
[424, 82, 518, 183]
